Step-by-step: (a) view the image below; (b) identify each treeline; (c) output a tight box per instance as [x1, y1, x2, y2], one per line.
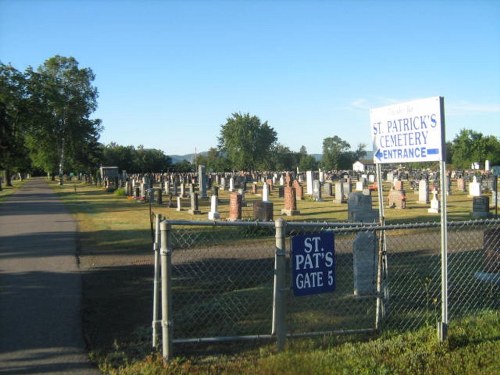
[2, 56, 499, 186]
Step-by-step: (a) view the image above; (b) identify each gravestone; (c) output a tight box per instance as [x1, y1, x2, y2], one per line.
[208, 195, 220, 220]
[343, 178, 352, 200]
[306, 171, 313, 195]
[198, 165, 208, 199]
[281, 186, 300, 216]
[167, 194, 175, 208]
[334, 182, 346, 204]
[418, 179, 430, 204]
[155, 188, 162, 205]
[176, 196, 182, 211]
[229, 177, 235, 192]
[323, 182, 333, 197]
[428, 189, 440, 213]
[388, 188, 406, 209]
[348, 191, 378, 223]
[483, 228, 500, 273]
[228, 192, 242, 221]
[469, 176, 481, 197]
[456, 178, 466, 192]
[472, 196, 490, 218]
[188, 192, 201, 215]
[353, 231, 378, 296]
[262, 182, 270, 202]
[293, 180, 304, 200]
[253, 201, 273, 221]
[312, 180, 323, 201]
[220, 177, 226, 191]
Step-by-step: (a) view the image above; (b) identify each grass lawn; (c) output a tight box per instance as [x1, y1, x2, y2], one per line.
[49, 178, 499, 374]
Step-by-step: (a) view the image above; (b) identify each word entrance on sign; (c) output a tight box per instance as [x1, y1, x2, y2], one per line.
[292, 232, 335, 297]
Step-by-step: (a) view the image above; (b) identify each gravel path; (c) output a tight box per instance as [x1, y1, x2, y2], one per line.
[0, 178, 100, 374]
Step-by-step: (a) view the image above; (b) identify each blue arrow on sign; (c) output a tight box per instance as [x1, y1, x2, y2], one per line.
[375, 149, 384, 161]
[427, 148, 439, 155]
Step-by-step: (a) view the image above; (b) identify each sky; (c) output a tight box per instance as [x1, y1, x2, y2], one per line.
[1, 0, 499, 157]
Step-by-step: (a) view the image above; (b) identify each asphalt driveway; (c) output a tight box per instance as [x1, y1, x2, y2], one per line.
[0, 178, 99, 374]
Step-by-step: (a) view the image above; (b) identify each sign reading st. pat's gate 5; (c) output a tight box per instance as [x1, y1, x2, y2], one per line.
[370, 96, 445, 164]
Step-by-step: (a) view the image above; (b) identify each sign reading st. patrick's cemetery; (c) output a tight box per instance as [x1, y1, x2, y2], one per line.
[370, 96, 445, 164]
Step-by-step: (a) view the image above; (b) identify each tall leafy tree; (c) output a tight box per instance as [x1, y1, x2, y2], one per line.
[321, 135, 351, 170]
[0, 63, 31, 185]
[24, 56, 102, 182]
[218, 112, 277, 171]
[450, 129, 500, 169]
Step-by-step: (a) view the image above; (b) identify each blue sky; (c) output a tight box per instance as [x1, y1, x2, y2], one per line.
[1, 0, 499, 156]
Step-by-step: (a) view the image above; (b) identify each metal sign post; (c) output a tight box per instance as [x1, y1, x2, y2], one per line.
[370, 96, 448, 341]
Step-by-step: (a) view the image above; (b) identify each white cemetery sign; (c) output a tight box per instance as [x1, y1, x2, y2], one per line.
[370, 96, 445, 164]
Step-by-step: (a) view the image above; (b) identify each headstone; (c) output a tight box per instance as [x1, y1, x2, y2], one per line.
[323, 182, 333, 197]
[228, 192, 242, 221]
[388, 188, 406, 209]
[456, 178, 466, 192]
[176, 196, 182, 211]
[312, 180, 323, 201]
[156, 188, 162, 205]
[469, 176, 481, 197]
[278, 186, 285, 198]
[418, 179, 430, 204]
[472, 196, 490, 218]
[180, 183, 185, 198]
[253, 201, 273, 221]
[208, 195, 220, 220]
[262, 182, 270, 202]
[198, 165, 208, 199]
[353, 231, 378, 296]
[343, 179, 352, 200]
[428, 189, 440, 213]
[281, 186, 300, 216]
[293, 180, 304, 200]
[188, 192, 201, 215]
[348, 191, 378, 223]
[220, 177, 226, 191]
[306, 171, 313, 195]
[334, 182, 346, 204]
[483, 228, 500, 273]
[229, 177, 235, 192]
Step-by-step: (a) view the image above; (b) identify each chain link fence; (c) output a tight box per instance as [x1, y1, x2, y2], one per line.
[153, 218, 500, 357]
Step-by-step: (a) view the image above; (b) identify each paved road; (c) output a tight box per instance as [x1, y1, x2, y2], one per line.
[0, 178, 100, 374]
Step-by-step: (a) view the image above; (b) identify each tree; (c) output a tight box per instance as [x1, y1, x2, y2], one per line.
[0, 63, 31, 185]
[266, 143, 297, 171]
[196, 147, 230, 172]
[218, 113, 277, 171]
[24, 56, 102, 182]
[450, 129, 500, 169]
[321, 136, 351, 170]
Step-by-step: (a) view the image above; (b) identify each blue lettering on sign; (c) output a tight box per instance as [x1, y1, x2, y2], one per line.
[292, 232, 335, 296]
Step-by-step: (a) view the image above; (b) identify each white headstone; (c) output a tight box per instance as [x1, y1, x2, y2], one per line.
[208, 195, 220, 220]
[306, 171, 313, 195]
[262, 183, 270, 202]
[469, 177, 481, 197]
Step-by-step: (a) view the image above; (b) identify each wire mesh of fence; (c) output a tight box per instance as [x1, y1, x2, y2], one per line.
[157, 218, 500, 354]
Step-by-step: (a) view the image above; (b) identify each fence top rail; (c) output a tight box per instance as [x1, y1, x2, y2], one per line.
[160, 217, 500, 231]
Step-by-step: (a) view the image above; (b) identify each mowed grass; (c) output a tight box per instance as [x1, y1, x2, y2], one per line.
[0, 178, 26, 201]
[49, 179, 500, 374]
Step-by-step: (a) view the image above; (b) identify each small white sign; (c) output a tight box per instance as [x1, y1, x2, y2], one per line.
[370, 97, 445, 164]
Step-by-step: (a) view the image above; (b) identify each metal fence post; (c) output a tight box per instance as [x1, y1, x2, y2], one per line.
[273, 218, 287, 351]
[152, 214, 162, 348]
[160, 220, 173, 360]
